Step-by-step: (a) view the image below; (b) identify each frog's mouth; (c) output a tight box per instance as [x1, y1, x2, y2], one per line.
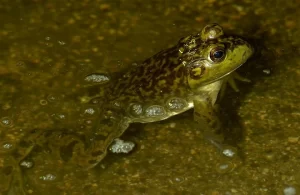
[197, 65, 241, 87]
[209, 43, 254, 84]
[215, 56, 248, 81]
[194, 59, 249, 88]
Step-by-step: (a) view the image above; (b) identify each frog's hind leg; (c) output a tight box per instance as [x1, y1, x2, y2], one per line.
[2, 153, 29, 195]
[193, 98, 221, 132]
[72, 116, 132, 169]
[3, 136, 37, 195]
[6, 165, 27, 195]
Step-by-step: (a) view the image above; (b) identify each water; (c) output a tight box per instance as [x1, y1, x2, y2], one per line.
[0, 0, 299, 194]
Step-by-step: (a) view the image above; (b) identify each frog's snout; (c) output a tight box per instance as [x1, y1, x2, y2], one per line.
[242, 45, 254, 61]
[242, 50, 250, 60]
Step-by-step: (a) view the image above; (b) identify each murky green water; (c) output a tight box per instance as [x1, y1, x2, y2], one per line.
[0, 0, 300, 194]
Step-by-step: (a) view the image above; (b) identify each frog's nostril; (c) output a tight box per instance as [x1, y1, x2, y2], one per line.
[242, 49, 252, 60]
[242, 51, 247, 59]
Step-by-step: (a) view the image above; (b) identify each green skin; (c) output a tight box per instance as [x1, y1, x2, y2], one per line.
[14, 24, 254, 171]
[6, 24, 253, 194]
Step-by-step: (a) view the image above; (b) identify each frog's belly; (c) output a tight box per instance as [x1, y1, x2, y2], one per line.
[130, 101, 194, 123]
[127, 80, 223, 124]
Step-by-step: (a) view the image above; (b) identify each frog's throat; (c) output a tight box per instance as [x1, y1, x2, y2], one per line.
[188, 61, 245, 91]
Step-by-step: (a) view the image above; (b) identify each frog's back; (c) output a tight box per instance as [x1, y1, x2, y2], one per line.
[105, 40, 195, 123]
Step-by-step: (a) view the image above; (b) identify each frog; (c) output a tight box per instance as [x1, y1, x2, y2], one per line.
[11, 24, 253, 175]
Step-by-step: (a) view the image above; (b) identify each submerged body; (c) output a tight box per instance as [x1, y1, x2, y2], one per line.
[13, 24, 253, 171]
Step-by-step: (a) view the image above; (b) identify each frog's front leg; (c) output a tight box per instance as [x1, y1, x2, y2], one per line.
[193, 98, 221, 132]
[193, 99, 237, 158]
[219, 72, 251, 99]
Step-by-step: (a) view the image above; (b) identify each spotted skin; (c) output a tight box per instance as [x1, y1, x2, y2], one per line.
[15, 24, 253, 170]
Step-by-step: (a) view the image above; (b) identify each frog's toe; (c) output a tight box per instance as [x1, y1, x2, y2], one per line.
[227, 72, 251, 92]
[220, 72, 250, 98]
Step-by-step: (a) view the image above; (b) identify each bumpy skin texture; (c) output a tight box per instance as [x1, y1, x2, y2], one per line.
[15, 24, 253, 171]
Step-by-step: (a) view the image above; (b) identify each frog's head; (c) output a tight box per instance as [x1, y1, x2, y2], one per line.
[181, 23, 254, 90]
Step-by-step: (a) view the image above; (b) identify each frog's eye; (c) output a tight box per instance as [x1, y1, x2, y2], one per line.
[210, 47, 225, 62]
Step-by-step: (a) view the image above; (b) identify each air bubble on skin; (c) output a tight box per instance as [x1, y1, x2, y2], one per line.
[0, 117, 13, 127]
[84, 73, 110, 84]
[129, 103, 143, 116]
[167, 97, 187, 111]
[20, 160, 34, 169]
[39, 173, 57, 181]
[109, 138, 135, 154]
[145, 105, 166, 117]
[84, 107, 96, 115]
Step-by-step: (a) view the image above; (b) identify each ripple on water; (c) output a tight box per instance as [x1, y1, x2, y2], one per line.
[215, 161, 235, 174]
[47, 94, 61, 103]
[0, 117, 13, 127]
[39, 99, 48, 105]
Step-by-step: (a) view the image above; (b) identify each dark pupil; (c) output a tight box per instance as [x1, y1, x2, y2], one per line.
[213, 50, 224, 59]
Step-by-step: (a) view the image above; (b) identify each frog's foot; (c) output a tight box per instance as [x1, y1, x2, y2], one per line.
[202, 131, 237, 158]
